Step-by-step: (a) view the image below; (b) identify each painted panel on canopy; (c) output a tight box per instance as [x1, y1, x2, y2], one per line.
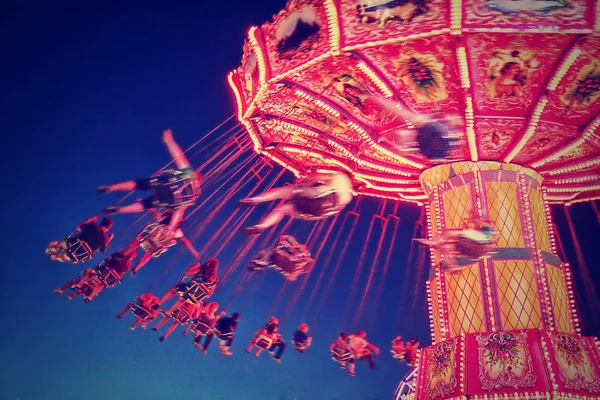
[463, 0, 594, 31]
[475, 117, 526, 160]
[360, 34, 463, 113]
[256, 84, 363, 146]
[543, 37, 600, 126]
[239, 40, 261, 105]
[512, 121, 580, 165]
[287, 53, 400, 128]
[337, 0, 449, 49]
[467, 33, 572, 117]
[260, 0, 331, 80]
[254, 118, 340, 154]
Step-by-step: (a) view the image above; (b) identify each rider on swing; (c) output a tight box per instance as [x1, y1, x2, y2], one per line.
[249, 236, 313, 281]
[46, 216, 114, 263]
[54, 245, 136, 301]
[159, 258, 219, 313]
[98, 129, 201, 233]
[116, 293, 162, 330]
[239, 171, 355, 236]
[129, 208, 198, 276]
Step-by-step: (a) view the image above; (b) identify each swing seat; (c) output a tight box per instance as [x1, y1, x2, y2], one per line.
[65, 233, 94, 263]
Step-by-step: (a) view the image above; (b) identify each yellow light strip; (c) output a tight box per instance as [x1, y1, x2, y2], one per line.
[356, 62, 394, 98]
[228, 71, 262, 152]
[503, 98, 548, 163]
[278, 144, 421, 183]
[541, 187, 558, 256]
[341, 29, 450, 52]
[456, 47, 470, 89]
[463, 28, 592, 34]
[543, 155, 600, 175]
[547, 48, 582, 91]
[261, 118, 423, 178]
[547, 183, 600, 193]
[269, 51, 332, 84]
[294, 89, 341, 117]
[563, 195, 600, 206]
[549, 174, 600, 185]
[465, 96, 478, 161]
[324, 0, 341, 54]
[426, 281, 437, 344]
[248, 27, 267, 89]
[531, 115, 600, 167]
[450, 0, 462, 33]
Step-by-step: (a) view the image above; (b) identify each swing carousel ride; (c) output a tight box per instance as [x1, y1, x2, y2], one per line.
[226, 0, 600, 399]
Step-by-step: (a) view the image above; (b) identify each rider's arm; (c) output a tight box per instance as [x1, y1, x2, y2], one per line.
[184, 262, 201, 278]
[101, 234, 115, 252]
[148, 209, 161, 218]
[367, 342, 381, 355]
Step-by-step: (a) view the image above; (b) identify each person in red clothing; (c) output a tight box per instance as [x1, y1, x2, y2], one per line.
[116, 293, 162, 330]
[159, 259, 219, 312]
[54, 245, 136, 301]
[153, 301, 203, 342]
[46, 216, 114, 263]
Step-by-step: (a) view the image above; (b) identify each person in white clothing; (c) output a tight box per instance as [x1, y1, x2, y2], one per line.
[239, 172, 356, 236]
[347, 330, 380, 376]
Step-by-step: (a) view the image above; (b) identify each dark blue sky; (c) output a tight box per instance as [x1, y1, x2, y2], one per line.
[1, 2, 599, 400]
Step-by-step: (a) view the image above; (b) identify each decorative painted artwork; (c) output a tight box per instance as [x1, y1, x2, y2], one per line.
[357, 0, 431, 26]
[562, 62, 600, 109]
[425, 340, 458, 400]
[289, 55, 399, 127]
[463, 0, 594, 31]
[550, 333, 600, 393]
[476, 331, 537, 390]
[337, 0, 448, 48]
[512, 121, 579, 165]
[468, 33, 571, 115]
[475, 118, 526, 160]
[362, 35, 462, 112]
[261, 0, 330, 79]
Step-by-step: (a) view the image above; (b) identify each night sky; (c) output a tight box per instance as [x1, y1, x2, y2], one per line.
[2, 2, 599, 400]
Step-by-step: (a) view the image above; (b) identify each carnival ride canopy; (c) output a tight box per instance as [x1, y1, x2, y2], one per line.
[228, 0, 600, 205]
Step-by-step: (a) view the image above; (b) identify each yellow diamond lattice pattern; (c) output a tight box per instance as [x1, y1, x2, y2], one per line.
[528, 187, 551, 252]
[547, 264, 574, 333]
[445, 264, 486, 337]
[429, 279, 444, 343]
[485, 181, 524, 248]
[494, 260, 543, 330]
[442, 185, 472, 230]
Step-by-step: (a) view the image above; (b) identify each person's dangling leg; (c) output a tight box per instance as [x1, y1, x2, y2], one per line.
[158, 288, 178, 305]
[97, 180, 138, 194]
[130, 318, 142, 330]
[158, 321, 179, 342]
[273, 342, 285, 363]
[182, 323, 194, 336]
[104, 200, 146, 216]
[163, 298, 185, 315]
[66, 288, 83, 300]
[116, 303, 133, 319]
[365, 353, 376, 369]
[54, 277, 80, 294]
[348, 359, 356, 376]
[167, 207, 186, 231]
[241, 186, 295, 205]
[131, 252, 153, 276]
[244, 204, 295, 235]
[152, 314, 171, 331]
[162, 130, 191, 170]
